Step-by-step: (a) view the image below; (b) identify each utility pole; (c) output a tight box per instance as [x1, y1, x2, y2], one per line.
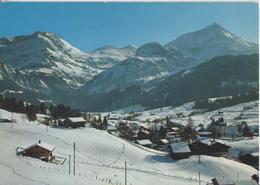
[198, 171, 201, 185]
[69, 155, 71, 174]
[46, 123, 48, 132]
[125, 161, 127, 185]
[73, 142, 75, 176]
[198, 155, 201, 164]
[11, 112, 13, 129]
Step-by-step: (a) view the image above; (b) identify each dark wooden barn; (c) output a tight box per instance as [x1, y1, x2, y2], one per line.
[189, 141, 211, 155]
[208, 142, 230, 157]
[169, 142, 191, 160]
[18, 140, 55, 161]
[64, 117, 86, 128]
[238, 153, 259, 169]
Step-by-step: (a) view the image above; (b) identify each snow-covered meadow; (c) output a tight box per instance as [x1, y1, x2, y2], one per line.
[0, 106, 258, 185]
[110, 100, 259, 129]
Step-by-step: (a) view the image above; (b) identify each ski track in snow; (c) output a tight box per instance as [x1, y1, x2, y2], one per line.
[0, 161, 49, 185]
[0, 126, 205, 184]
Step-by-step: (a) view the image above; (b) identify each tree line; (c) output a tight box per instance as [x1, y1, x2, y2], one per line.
[0, 95, 81, 122]
[194, 91, 258, 111]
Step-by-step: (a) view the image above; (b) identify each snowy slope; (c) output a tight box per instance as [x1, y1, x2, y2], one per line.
[114, 100, 259, 128]
[167, 23, 258, 65]
[0, 108, 257, 185]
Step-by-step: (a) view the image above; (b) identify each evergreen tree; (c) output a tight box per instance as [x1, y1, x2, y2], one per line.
[26, 105, 37, 122]
[39, 102, 45, 114]
[242, 122, 253, 138]
[102, 116, 108, 130]
[180, 117, 196, 144]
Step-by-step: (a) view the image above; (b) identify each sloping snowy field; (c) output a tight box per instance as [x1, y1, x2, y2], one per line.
[0, 108, 258, 185]
[112, 101, 259, 128]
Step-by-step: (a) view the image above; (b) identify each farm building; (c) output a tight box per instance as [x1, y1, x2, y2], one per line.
[64, 117, 86, 128]
[238, 152, 259, 169]
[190, 139, 230, 157]
[208, 141, 230, 157]
[169, 142, 191, 160]
[17, 140, 55, 162]
[189, 140, 211, 155]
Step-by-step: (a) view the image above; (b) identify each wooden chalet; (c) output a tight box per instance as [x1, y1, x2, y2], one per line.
[18, 140, 55, 162]
[169, 142, 191, 160]
[208, 141, 230, 157]
[238, 152, 259, 169]
[188, 139, 230, 157]
[64, 117, 86, 128]
[189, 140, 211, 155]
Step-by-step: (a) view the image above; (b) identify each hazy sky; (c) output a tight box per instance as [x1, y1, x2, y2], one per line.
[0, 2, 258, 51]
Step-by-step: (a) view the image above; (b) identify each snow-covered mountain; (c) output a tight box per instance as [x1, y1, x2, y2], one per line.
[166, 23, 258, 65]
[0, 32, 135, 99]
[0, 23, 258, 109]
[74, 54, 259, 111]
[81, 23, 258, 95]
[82, 42, 191, 94]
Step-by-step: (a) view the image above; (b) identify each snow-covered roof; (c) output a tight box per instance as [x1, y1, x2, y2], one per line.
[167, 131, 178, 135]
[171, 127, 180, 131]
[37, 142, 55, 152]
[198, 138, 229, 148]
[160, 139, 169, 144]
[170, 142, 191, 153]
[136, 139, 152, 146]
[200, 139, 213, 146]
[251, 152, 259, 157]
[68, 117, 86, 123]
[24, 141, 55, 152]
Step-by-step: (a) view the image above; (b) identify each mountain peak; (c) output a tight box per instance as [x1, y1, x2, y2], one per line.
[206, 22, 224, 30]
[136, 42, 167, 57]
[166, 23, 258, 65]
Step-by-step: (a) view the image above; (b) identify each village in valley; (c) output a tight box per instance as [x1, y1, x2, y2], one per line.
[0, 95, 258, 185]
[0, 3, 259, 185]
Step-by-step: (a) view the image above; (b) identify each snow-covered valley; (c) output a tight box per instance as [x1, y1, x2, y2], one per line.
[0, 100, 258, 185]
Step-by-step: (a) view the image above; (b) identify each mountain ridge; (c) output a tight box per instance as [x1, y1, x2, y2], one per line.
[0, 23, 258, 110]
